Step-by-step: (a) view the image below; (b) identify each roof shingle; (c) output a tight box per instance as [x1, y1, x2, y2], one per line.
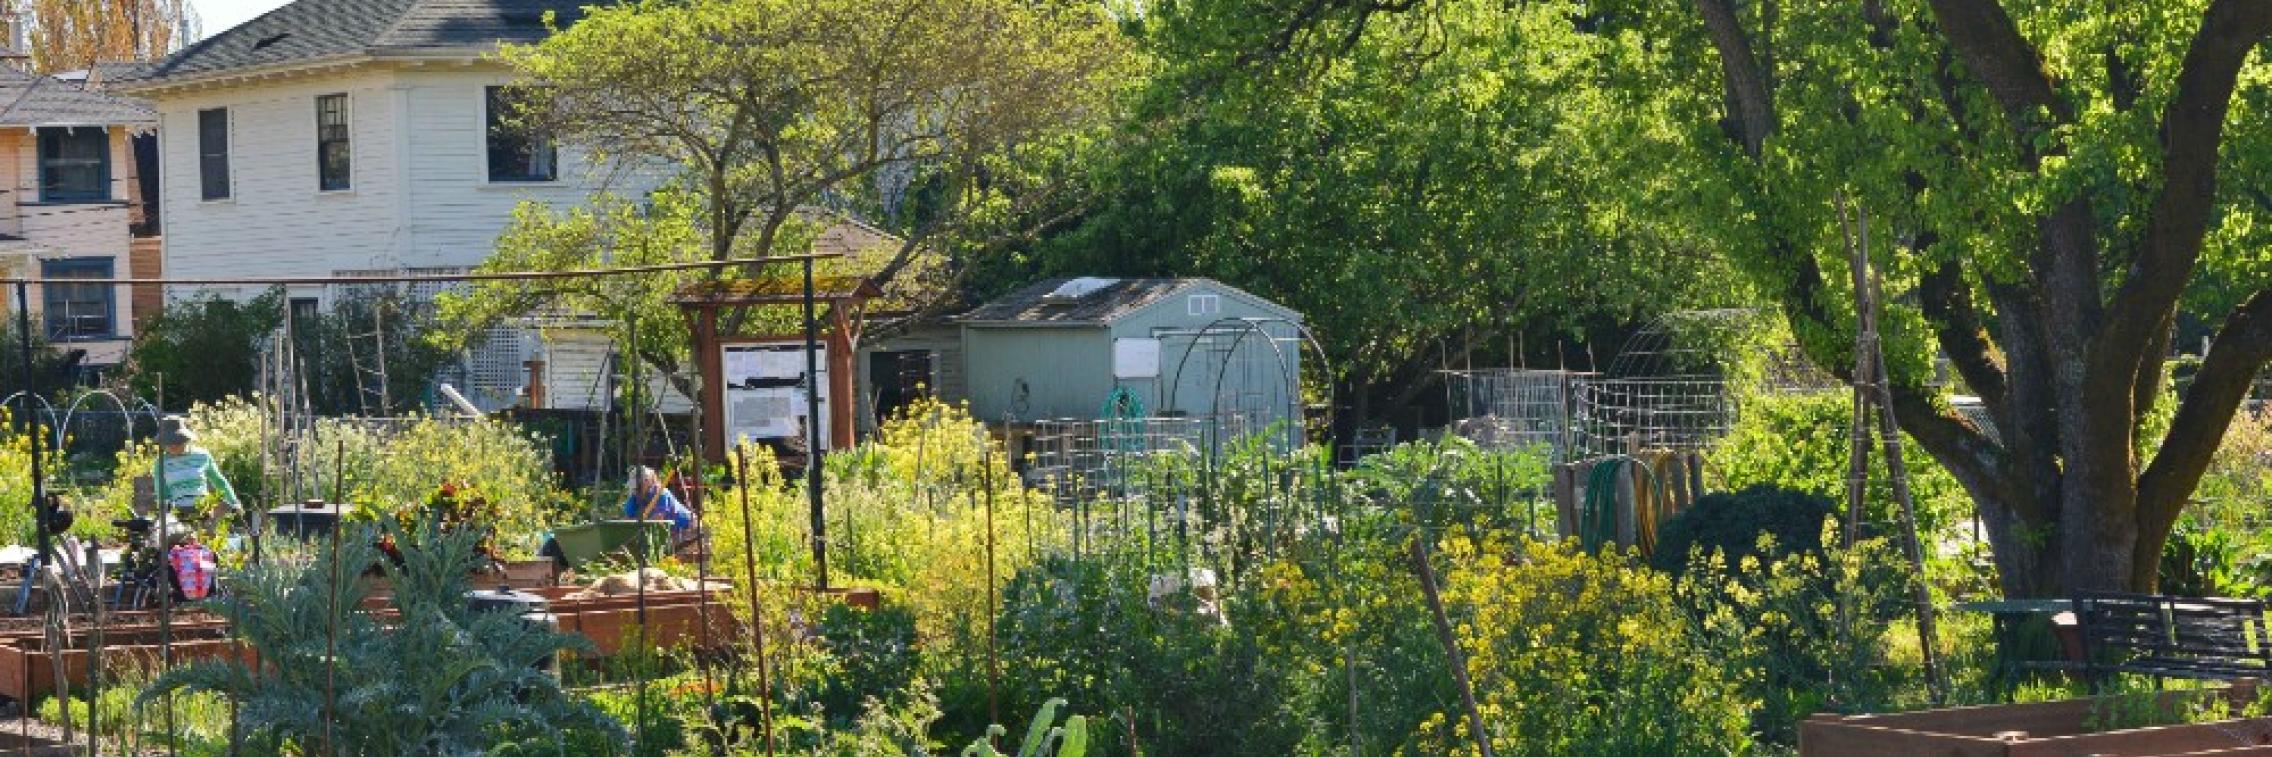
[0, 69, 154, 127]
[958, 278, 1207, 325]
[126, 0, 586, 85]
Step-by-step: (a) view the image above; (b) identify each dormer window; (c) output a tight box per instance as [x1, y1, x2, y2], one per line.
[37, 127, 109, 203]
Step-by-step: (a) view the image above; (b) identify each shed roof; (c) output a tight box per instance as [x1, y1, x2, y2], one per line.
[957, 277, 1291, 326]
[122, 0, 585, 87]
[0, 69, 154, 127]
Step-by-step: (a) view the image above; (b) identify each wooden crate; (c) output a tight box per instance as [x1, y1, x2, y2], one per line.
[1801, 681, 2272, 756]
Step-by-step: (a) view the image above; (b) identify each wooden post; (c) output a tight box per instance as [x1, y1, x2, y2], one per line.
[693, 307, 727, 463]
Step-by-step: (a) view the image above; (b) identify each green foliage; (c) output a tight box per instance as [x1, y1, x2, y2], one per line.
[1005, 0, 1731, 402]
[1708, 392, 1970, 544]
[125, 290, 284, 407]
[1425, 536, 1754, 755]
[961, 699, 1086, 757]
[0, 324, 87, 398]
[139, 521, 622, 755]
[289, 292, 456, 415]
[40, 668, 235, 754]
[0, 409, 64, 545]
[1649, 484, 1836, 578]
[2159, 409, 2272, 598]
[87, 397, 569, 558]
[1678, 531, 1919, 746]
[456, 0, 1132, 390]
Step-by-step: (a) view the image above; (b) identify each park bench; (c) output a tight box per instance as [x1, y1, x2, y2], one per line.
[2071, 590, 2272, 691]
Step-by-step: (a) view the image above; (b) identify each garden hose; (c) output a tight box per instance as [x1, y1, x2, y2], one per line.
[1581, 459, 1622, 552]
[1579, 455, 1669, 554]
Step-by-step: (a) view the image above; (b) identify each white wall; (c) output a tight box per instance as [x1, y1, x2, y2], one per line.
[158, 69, 402, 283]
[157, 62, 654, 289]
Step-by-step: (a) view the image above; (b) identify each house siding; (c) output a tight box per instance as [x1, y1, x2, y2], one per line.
[156, 63, 654, 296]
[0, 125, 145, 362]
[157, 68, 402, 293]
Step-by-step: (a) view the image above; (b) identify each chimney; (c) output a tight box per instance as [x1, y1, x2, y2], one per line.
[0, 11, 27, 72]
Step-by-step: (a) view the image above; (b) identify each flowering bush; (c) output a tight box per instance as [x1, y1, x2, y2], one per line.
[92, 396, 567, 557]
[1421, 536, 1755, 755]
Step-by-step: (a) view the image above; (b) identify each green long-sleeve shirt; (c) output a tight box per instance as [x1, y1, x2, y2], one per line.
[155, 447, 239, 511]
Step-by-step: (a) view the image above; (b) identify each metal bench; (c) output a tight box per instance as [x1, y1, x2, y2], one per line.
[2072, 590, 2272, 691]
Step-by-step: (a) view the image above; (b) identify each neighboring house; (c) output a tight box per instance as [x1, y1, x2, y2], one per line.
[956, 278, 1304, 426]
[113, 0, 653, 408]
[0, 65, 159, 372]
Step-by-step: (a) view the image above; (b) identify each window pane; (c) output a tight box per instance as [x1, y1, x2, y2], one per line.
[486, 86, 556, 182]
[199, 108, 230, 200]
[317, 94, 350, 190]
[40, 259, 112, 339]
[36, 128, 109, 202]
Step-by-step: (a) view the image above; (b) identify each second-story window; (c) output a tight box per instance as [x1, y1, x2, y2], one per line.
[486, 86, 556, 182]
[199, 108, 230, 200]
[316, 93, 351, 191]
[37, 127, 110, 203]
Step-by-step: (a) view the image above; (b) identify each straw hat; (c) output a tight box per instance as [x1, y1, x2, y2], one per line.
[157, 415, 197, 446]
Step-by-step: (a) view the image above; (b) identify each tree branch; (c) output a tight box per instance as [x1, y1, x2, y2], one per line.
[2095, 0, 2272, 378]
[1919, 0, 2068, 126]
[1694, 0, 1776, 156]
[2136, 288, 2272, 530]
[1917, 255, 2007, 417]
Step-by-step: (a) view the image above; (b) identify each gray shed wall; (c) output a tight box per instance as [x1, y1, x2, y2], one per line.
[961, 326, 1115, 421]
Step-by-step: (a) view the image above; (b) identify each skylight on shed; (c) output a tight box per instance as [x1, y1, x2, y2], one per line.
[1041, 277, 1118, 304]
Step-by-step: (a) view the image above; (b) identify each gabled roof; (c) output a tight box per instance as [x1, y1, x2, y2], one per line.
[0, 68, 155, 127]
[121, 0, 586, 88]
[958, 277, 1289, 326]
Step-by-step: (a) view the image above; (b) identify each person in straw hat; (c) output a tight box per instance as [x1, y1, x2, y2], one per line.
[153, 415, 240, 529]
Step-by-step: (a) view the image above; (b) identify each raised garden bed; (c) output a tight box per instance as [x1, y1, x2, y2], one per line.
[0, 624, 248, 702]
[1801, 680, 2272, 756]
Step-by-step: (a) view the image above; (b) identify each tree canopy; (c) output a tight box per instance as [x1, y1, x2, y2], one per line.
[996, 0, 1735, 422]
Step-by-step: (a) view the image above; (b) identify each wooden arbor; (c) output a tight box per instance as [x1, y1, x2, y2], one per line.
[673, 275, 882, 465]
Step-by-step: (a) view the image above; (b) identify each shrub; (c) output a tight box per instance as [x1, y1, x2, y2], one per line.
[91, 397, 569, 558]
[140, 521, 622, 754]
[1707, 392, 1970, 540]
[1422, 536, 1754, 755]
[125, 290, 284, 408]
[1679, 531, 1919, 746]
[1649, 483, 1835, 577]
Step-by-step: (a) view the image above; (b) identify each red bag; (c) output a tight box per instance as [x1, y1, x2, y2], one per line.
[170, 543, 217, 599]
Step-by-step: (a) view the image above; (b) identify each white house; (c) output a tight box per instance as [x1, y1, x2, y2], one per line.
[113, 0, 659, 408]
[115, 0, 643, 285]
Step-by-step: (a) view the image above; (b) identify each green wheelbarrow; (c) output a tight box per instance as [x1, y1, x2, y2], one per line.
[550, 520, 673, 570]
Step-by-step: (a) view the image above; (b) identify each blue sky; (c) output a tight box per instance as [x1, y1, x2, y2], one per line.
[192, 0, 293, 36]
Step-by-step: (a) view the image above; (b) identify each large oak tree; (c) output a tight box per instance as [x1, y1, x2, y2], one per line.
[1244, 0, 2271, 595]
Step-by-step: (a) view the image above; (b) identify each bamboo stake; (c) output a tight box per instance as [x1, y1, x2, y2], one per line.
[325, 437, 345, 756]
[1840, 195, 1948, 705]
[980, 436, 1002, 728]
[732, 447, 776, 757]
[1411, 532, 1493, 757]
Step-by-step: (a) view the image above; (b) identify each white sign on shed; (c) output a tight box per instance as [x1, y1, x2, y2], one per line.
[1114, 337, 1162, 379]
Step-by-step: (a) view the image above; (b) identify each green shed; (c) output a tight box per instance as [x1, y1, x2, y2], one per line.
[957, 278, 1305, 424]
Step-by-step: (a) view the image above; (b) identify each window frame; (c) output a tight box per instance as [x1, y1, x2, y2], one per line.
[198, 107, 231, 201]
[39, 257, 115, 341]
[485, 86, 558, 183]
[315, 93, 352, 192]
[36, 127, 111, 203]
